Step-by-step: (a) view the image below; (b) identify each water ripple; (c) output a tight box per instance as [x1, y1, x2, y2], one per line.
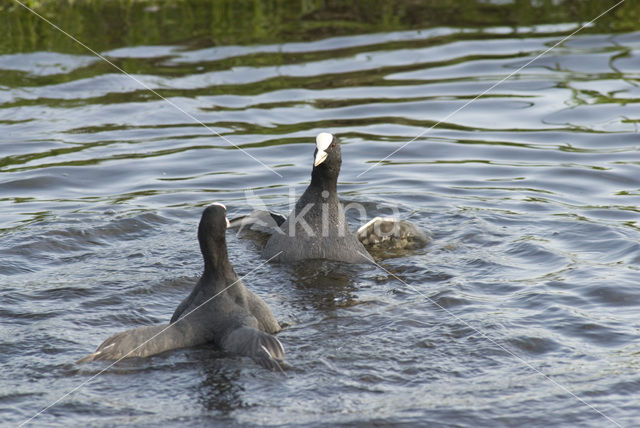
[1, 14, 639, 428]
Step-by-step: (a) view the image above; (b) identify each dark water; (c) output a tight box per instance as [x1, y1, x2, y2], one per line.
[1, 2, 640, 427]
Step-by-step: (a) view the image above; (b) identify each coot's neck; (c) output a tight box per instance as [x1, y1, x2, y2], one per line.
[200, 235, 236, 283]
[310, 164, 338, 195]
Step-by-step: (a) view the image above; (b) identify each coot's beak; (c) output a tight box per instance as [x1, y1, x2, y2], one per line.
[314, 150, 328, 167]
[226, 217, 231, 229]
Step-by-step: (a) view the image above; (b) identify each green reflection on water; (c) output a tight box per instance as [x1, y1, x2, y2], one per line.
[1, 0, 637, 55]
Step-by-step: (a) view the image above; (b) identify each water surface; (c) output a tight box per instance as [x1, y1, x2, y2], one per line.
[1, 2, 639, 427]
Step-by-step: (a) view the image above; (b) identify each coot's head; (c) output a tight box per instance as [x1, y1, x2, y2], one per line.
[199, 203, 231, 242]
[312, 132, 341, 178]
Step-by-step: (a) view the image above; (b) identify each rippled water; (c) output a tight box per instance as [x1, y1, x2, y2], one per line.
[1, 10, 640, 428]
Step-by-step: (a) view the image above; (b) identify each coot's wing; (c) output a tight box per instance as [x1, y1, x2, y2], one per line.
[77, 324, 174, 363]
[228, 210, 286, 235]
[76, 322, 207, 363]
[222, 326, 285, 372]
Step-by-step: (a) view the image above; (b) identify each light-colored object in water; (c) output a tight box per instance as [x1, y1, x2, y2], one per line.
[357, 217, 430, 249]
